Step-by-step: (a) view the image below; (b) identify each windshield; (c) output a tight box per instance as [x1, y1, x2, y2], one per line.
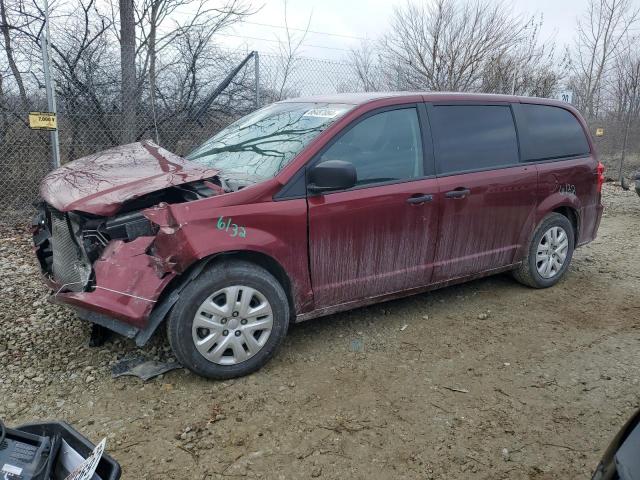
[187, 102, 353, 179]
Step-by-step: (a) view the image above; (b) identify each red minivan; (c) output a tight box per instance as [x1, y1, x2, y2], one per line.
[33, 92, 604, 379]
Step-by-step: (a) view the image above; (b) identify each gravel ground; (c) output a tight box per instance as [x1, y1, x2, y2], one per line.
[1, 183, 639, 479]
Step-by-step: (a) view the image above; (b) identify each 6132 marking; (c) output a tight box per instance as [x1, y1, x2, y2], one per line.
[217, 216, 247, 238]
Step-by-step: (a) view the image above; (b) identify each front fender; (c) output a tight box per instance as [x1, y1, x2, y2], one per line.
[144, 196, 312, 314]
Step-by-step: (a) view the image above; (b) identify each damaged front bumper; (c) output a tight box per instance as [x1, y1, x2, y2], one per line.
[33, 203, 180, 344]
[52, 237, 175, 328]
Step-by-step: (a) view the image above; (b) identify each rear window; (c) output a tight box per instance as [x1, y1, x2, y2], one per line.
[430, 105, 519, 175]
[519, 104, 590, 161]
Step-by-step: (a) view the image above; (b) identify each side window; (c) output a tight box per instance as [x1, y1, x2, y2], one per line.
[319, 108, 423, 186]
[429, 105, 519, 175]
[519, 104, 590, 161]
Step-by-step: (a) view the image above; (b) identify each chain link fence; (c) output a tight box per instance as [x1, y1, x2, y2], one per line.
[587, 119, 640, 182]
[0, 52, 374, 224]
[1, 50, 638, 224]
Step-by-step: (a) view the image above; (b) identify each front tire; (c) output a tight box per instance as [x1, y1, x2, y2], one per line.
[512, 213, 575, 288]
[167, 260, 290, 379]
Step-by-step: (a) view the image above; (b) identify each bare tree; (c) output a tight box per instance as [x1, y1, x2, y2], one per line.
[481, 17, 568, 97]
[379, 0, 530, 92]
[132, 0, 253, 101]
[610, 36, 640, 180]
[274, 0, 311, 100]
[349, 40, 383, 92]
[11, 0, 120, 157]
[0, 70, 8, 140]
[571, 0, 640, 119]
[0, 0, 28, 108]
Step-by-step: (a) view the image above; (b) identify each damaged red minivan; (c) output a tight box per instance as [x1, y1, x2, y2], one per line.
[33, 92, 604, 379]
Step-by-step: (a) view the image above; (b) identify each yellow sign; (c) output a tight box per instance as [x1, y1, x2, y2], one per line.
[595, 128, 604, 137]
[28, 112, 57, 130]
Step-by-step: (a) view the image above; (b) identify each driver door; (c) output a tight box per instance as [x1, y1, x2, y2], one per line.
[307, 105, 440, 308]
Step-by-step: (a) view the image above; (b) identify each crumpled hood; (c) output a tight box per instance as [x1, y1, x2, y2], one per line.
[40, 140, 220, 216]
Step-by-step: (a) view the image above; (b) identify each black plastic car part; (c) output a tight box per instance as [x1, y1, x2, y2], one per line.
[15, 421, 121, 480]
[0, 420, 52, 479]
[307, 160, 357, 193]
[0, 420, 121, 480]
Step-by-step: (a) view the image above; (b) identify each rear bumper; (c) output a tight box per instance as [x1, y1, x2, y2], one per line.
[593, 203, 604, 239]
[577, 203, 604, 247]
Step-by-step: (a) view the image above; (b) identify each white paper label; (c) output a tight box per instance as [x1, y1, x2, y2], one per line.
[303, 108, 344, 118]
[2, 463, 23, 475]
[64, 438, 106, 480]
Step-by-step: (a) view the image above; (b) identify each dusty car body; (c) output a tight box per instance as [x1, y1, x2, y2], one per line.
[33, 92, 605, 378]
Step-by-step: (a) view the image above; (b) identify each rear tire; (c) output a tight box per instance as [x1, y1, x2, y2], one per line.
[512, 213, 575, 288]
[167, 260, 289, 379]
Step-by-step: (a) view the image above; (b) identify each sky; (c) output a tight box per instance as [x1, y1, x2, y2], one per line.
[207, 0, 593, 62]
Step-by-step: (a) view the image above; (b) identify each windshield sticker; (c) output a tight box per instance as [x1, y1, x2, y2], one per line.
[302, 108, 345, 118]
[217, 216, 247, 238]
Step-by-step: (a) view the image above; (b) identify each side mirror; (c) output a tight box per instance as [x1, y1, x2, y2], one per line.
[308, 160, 357, 194]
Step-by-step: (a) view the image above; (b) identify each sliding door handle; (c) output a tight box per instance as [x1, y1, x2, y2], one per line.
[445, 188, 471, 199]
[407, 194, 434, 204]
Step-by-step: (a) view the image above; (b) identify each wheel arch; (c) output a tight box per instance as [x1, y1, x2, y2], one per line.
[206, 250, 296, 319]
[136, 249, 297, 346]
[515, 201, 580, 266]
[552, 205, 580, 242]
[512, 206, 577, 289]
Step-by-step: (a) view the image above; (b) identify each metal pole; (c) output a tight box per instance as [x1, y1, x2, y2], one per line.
[254, 51, 260, 109]
[41, 0, 60, 169]
[193, 51, 256, 124]
[619, 103, 633, 184]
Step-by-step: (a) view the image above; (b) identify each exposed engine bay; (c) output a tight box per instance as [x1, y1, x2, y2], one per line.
[33, 178, 223, 293]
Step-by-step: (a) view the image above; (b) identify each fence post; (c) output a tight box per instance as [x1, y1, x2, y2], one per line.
[120, 0, 137, 145]
[254, 50, 260, 109]
[41, 0, 60, 169]
[619, 107, 632, 183]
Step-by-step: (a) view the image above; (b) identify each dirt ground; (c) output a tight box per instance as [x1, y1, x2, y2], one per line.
[1, 184, 639, 479]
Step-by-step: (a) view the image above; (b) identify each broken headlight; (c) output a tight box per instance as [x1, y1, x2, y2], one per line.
[103, 211, 157, 241]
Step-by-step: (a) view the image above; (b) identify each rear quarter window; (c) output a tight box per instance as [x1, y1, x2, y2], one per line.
[518, 104, 590, 161]
[429, 104, 519, 175]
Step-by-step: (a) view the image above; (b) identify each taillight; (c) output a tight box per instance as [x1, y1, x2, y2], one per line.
[597, 161, 605, 192]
